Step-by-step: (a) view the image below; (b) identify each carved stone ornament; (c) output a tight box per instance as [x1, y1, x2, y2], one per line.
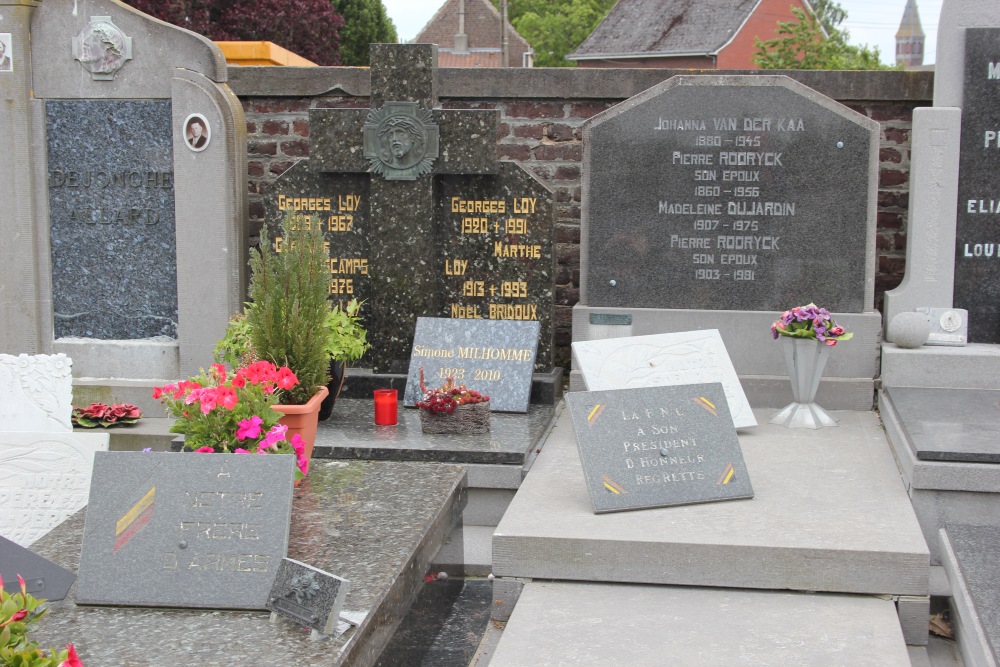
[362, 102, 440, 181]
[0, 354, 74, 432]
[72, 16, 133, 81]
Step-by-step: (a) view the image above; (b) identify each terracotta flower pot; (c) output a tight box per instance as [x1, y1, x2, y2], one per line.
[272, 385, 329, 462]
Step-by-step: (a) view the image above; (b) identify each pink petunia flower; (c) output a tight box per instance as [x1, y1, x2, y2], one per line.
[194, 446, 215, 453]
[59, 643, 83, 667]
[261, 423, 288, 449]
[234, 448, 250, 454]
[236, 415, 264, 441]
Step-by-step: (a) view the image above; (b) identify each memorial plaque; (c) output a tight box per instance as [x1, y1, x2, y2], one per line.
[954, 29, 1000, 342]
[437, 162, 555, 371]
[262, 160, 372, 317]
[584, 75, 876, 313]
[0, 432, 109, 547]
[266, 558, 350, 634]
[403, 317, 540, 413]
[572, 330, 756, 429]
[0, 535, 76, 601]
[46, 100, 177, 339]
[76, 451, 295, 609]
[565, 384, 754, 514]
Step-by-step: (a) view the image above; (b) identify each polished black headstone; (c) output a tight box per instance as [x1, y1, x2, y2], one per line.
[46, 100, 177, 339]
[76, 451, 295, 609]
[954, 29, 1000, 343]
[584, 76, 875, 313]
[437, 163, 554, 371]
[262, 160, 372, 316]
[306, 45, 555, 376]
[403, 317, 540, 413]
[565, 383, 753, 514]
[0, 535, 76, 601]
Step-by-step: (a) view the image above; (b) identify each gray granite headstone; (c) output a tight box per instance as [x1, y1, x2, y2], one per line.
[565, 384, 753, 514]
[0, 535, 76, 601]
[953, 29, 1000, 342]
[266, 557, 350, 635]
[46, 100, 177, 339]
[403, 317, 540, 413]
[583, 75, 877, 313]
[76, 451, 295, 609]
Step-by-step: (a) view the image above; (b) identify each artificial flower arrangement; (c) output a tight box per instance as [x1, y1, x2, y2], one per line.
[771, 302, 854, 346]
[0, 573, 82, 666]
[415, 367, 490, 414]
[71, 402, 141, 428]
[153, 362, 309, 480]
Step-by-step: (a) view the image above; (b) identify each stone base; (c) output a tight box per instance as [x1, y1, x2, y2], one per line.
[338, 367, 564, 406]
[572, 306, 881, 410]
[879, 388, 1000, 563]
[494, 408, 928, 596]
[489, 581, 912, 666]
[54, 338, 179, 381]
[881, 343, 1000, 390]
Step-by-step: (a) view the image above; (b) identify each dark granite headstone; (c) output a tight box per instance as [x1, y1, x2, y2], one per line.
[583, 76, 875, 313]
[565, 383, 753, 513]
[266, 558, 349, 635]
[402, 317, 540, 413]
[954, 29, 1000, 342]
[76, 451, 295, 609]
[262, 160, 372, 314]
[46, 100, 177, 339]
[307, 44, 554, 375]
[0, 535, 76, 601]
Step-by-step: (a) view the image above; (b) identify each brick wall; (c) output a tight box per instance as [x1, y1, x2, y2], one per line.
[234, 67, 932, 370]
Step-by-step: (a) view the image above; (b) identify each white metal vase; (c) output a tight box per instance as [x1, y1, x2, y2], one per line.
[770, 337, 838, 429]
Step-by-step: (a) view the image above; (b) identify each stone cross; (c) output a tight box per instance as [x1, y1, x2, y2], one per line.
[309, 44, 499, 374]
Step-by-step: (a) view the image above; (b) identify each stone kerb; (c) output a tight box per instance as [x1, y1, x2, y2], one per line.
[2, 0, 246, 382]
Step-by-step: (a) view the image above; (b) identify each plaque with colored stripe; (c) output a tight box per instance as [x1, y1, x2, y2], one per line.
[565, 383, 753, 513]
[76, 451, 295, 609]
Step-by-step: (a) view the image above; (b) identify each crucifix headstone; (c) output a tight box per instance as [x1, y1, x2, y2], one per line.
[296, 43, 554, 375]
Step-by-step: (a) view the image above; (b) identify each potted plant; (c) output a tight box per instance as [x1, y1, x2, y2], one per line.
[153, 362, 310, 482]
[415, 368, 491, 435]
[243, 216, 332, 454]
[1, 573, 82, 666]
[215, 301, 370, 421]
[769, 302, 853, 429]
[318, 297, 370, 420]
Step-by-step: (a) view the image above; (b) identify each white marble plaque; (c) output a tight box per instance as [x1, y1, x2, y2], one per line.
[0, 354, 74, 432]
[572, 330, 756, 429]
[0, 432, 109, 546]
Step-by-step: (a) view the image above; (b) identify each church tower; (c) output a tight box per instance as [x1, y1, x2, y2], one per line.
[895, 0, 925, 68]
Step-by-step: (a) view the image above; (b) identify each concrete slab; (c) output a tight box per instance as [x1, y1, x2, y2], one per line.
[942, 525, 1000, 666]
[490, 581, 911, 667]
[494, 408, 929, 595]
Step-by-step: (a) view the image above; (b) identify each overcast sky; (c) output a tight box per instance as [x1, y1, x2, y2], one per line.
[381, 0, 944, 66]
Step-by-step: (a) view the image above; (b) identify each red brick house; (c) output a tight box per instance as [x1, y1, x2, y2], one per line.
[414, 0, 533, 68]
[567, 0, 815, 69]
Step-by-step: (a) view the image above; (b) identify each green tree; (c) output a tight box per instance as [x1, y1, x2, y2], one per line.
[493, 0, 616, 67]
[335, 0, 398, 66]
[754, 0, 896, 70]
